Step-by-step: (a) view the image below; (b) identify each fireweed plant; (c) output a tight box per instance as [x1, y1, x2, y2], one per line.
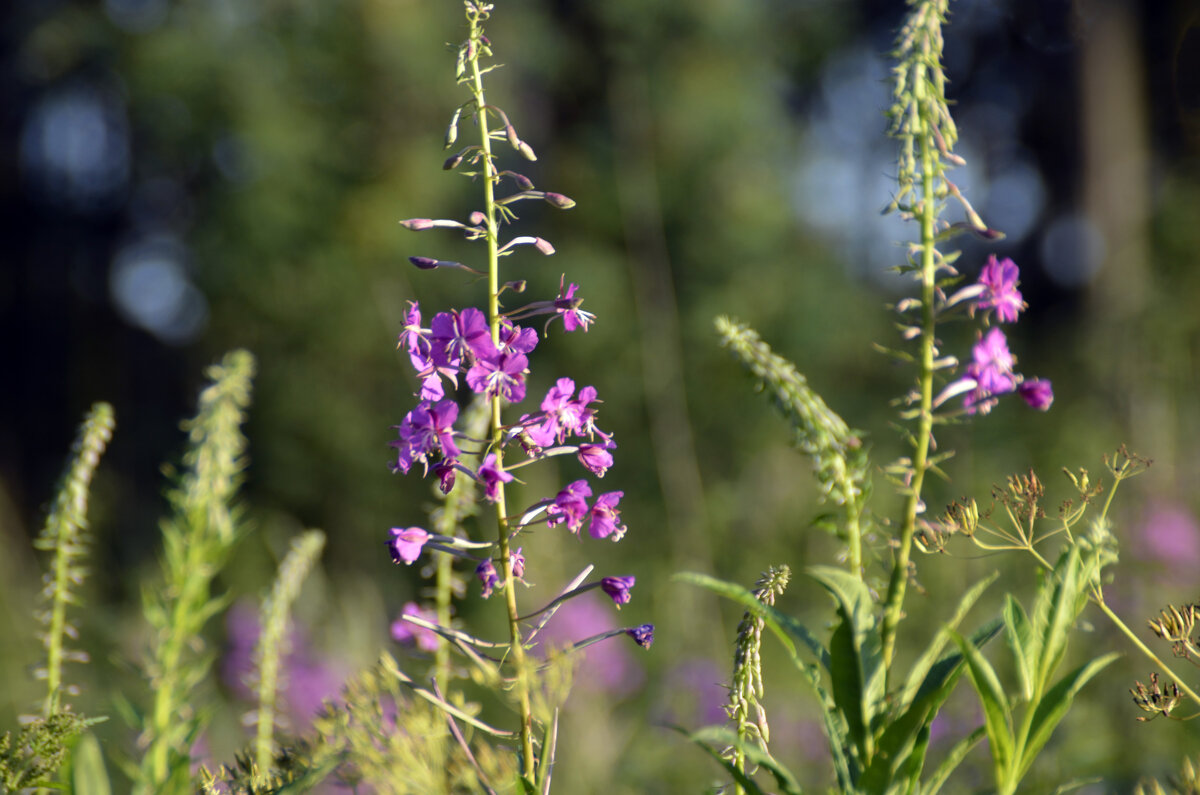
[681, 1, 1200, 793]
[386, 1, 649, 792]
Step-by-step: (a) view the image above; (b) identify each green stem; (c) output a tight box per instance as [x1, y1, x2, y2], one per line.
[1094, 597, 1200, 708]
[467, 11, 536, 784]
[880, 54, 938, 675]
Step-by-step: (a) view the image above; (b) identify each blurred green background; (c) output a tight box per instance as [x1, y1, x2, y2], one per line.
[3, 0, 1200, 791]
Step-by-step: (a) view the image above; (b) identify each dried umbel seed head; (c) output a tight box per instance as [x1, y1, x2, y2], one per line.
[1130, 672, 1181, 721]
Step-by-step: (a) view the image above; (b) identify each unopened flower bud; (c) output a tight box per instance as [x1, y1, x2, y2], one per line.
[400, 218, 435, 231]
[469, 211, 486, 226]
[445, 107, 461, 149]
[444, 152, 464, 170]
[504, 280, 527, 293]
[543, 192, 575, 209]
[534, 237, 555, 255]
[505, 123, 520, 149]
[507, 172, 534, 190]
[517, 141, 537, 161]
[410, 256, 439, 269]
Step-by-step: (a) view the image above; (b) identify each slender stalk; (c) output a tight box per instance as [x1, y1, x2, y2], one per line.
[465, 7, 536, 782]
[880, 56, 939, 673]
[1094, 598, 1200, 708]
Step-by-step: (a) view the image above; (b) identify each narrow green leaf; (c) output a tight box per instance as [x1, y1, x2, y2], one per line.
[899, 573, 997, 711]
[810, 566, 884, 759]
[1003, 595, 1034, 702]
[683, 726, 805, 795]
[670, 726, 770, 795]
[862, 617, 1001, 794]
[71, 733, 111, 795]
[921, 726, 985, 795]
[1018, 653, 1120, 781]
[1034, 548, 1082, 692]
[674, 572, 829, 667]
[951, 631, 1013, 785]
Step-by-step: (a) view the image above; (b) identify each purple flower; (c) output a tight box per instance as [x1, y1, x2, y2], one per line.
[976, 255, 1025, 323]
[588, 491, 626, 540]
[511, 547, 526, 579]
[391, 602, 441, 653]
[528, 379, 603, 446]
[391, 399, 462, 474]
[533, 594, 645, 696]
[546, 480, 593, 534]
[553, 276, 596, 332]
[626, 624, 654, 649]
[499, 319, 539, 355]
[600, 576, 635, 607]
[466, 344, 529, 404]
[477, 559, 500, 598]
[478, 453, 514, 503]
[963, 328, 1016, 414]
[432, 461, 457, 493]
[431, 307, 490, 367]
[389, 527, 431, 565]
[577, 442, 614, 477]
[1017, 378, 1054, 410]
[397, 301, 433, 371]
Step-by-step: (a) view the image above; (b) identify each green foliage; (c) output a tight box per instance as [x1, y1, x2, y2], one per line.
[715, 316, 871, 573]
[253, 530, 327, 786]
[0, 712, 89, 791]
[135, 350, 256, 794]
[953, 546, 1119, 795]
[34, 402, 115, 717]
[680, 569, 1001, 794]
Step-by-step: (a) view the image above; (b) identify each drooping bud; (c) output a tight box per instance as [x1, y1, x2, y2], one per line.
[505, 123, 521, 149]
[503, 171, 535, 190]
[543, 192, 575, 209]
[444, 152, 464, 170]
[400, 218, 436, 231]
[445, 106, 462, 148]
[469, 211, 486, 226]
[517, 141, 537, 161]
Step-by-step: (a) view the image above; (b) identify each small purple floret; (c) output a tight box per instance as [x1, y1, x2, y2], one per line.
[601, 576, 635, 606]
[1018, 378, 1054, 410]
[389, 527, 430, 565]
[391, 602, 441, 653]
[976, 255, 1025, 323]
[626, 624, 654, 649]
[589, 491, 626, 540]
[477, 559, 500, 599]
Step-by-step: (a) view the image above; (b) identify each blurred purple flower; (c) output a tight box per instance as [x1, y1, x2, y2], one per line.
[975, 255, 1025, 323]
[588, 491, 626, 540]
[388, 526, 430, 565]
[546, 479, 592, 534]
[535, 594, 644, 697]
[600, 576, 635, 607]
[625, 624, 654, 649]
[1017, 378, 1053, 410]
[477, 559, 500, 598]
[221, 602, 347, 730]
[1138, 500, 1200, 576]
[478, 453, 514, 503]
[391, 602, 442, 653]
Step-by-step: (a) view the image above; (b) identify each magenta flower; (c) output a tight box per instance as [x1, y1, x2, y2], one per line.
[391, 399, 462, 474]
[391, 602, 441, 653]
[466, 344, 529, 403]
[553, 276, 595, 332]
[499, 319, 539, 355]
[975, 255, 1025, 323]
[577, 442, 614, 477]
[1017, 378, 1054, 410]
[546, 480, 593, 534]
[626, 624, 654, 649]
[431, 307, 490, 367]
[477, 559, 500, 598]
[600, 576, 635, 607]
[589, 491, 626, 540]
[963, 328, 1016, 414]
[527, 378, 603, 446]
[478, 453, 514, 503]
[397, 301, 433, 371]
[389, 527, 431, 565]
